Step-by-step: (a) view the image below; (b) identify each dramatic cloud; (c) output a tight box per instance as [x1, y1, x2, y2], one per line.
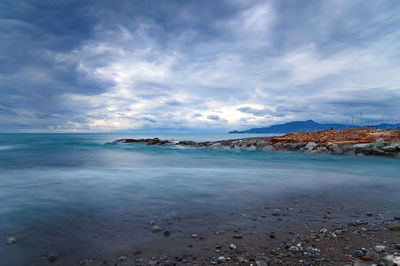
[1, 0, 400, 132]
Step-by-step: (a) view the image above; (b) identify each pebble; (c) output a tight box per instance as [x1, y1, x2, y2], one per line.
[148, 260, 158, 266]
[390, 225, 400, 231]
[151, 225, 162, 233]
[269, 232, 275, 239]
[7, 236, 16, 244]
[47, 252, 58, 263]
[395, 243, 400, 249]
[191, 234, 198, 238]
[383, 255, 394, 264]
[163, 230, 170, 237]
[256, 259, 268, 266]
[79, 259, 91, 265]
[272, 209, 281, 216]
[117, 256, 128, 262]
[216, 243, 223, 249]
[374, 245, 385, 252]
[217, 256, 226, 262]
[353, 250, 365, 258]
[229, 243, 237, 249]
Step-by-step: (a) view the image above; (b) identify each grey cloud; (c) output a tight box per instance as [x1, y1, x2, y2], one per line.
[1, 0, 400, 132]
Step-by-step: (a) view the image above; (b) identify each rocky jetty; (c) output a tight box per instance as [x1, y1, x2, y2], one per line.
[112, 129, 400, 158]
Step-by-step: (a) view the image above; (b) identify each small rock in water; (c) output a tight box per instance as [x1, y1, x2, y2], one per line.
[272, 209, 281, 216]
[151, 225, 162, 233]
[216, 243, 223, 249]
[163, 230, 170, 237]
[394, 243, 400, 249]
[217, 256, 226, 262]
[148, 260, 158, 266]
[394, 216, 400, 220]
[117, 256, 128, 262]
[48, 252, 58, 263]
[79, 259, 91, 265]
[269, 232, 275, 239]
[374, 245, 385, 252]
[229, 243, 237, 249]
[7, 236, 16, 244]
[191, 234, 198, 238]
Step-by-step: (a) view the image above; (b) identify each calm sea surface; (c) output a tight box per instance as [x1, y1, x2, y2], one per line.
[0, 133, 399, 265]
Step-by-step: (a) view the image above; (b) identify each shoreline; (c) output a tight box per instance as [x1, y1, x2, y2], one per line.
[112, 129, 400, 158]
[38, 189, 400, 265]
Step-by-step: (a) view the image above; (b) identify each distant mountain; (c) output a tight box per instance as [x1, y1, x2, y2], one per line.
[229, 120, 400, 134]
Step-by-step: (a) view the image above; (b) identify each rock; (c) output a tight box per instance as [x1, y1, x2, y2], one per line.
[364, 251, 379, 261]
[390, 225, 400, 231]
[272, 209, 281, 216]
[152, 225, 162, 233]
[48, 252, 58, 263]
[394, 216, 400, 220]
[163, 231, 170, 237]
[353, 260, 376, 266]
[7, 236, 16, 244]
[256, 259, 268, 266]
[353, 250, 365, 258]
[148, 260, 158, 266]
[191, 234, 198, 238]
[217, 256, 226, 262]
[304, 261, 312, 266]
[118, 256, 128, 262]
[394, 243, 400, 249]
[269, 232, 275, 239]
[383, 255, 394, 264]
[216, 243, 223, 249]
[373, 245, 385, 252]
[79, 259, 91, 265]
[303, 142, 317, 152]
[229, 243, 237, 249]
[262, 145, 274, 151]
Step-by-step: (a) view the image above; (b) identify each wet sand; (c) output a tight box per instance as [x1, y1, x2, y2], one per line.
[24, 187, 400, 265]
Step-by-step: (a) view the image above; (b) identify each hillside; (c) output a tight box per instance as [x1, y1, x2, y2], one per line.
[229, 120, 400, 134]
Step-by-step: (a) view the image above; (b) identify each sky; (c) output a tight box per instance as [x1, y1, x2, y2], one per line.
[1, 0, 400, 132]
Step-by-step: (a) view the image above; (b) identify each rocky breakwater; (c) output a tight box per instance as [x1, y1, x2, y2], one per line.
[111, 129, 400, 158]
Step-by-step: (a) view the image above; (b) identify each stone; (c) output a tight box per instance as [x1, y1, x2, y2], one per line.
[148, 260, 158, 266]
[304, 142, 317, 151]
[152, 225, 162, 233]
[191, 234, 198, 238]
[229, 243, 237, 249]
[48, 252, 58, 263]
[163, 231, 171, 237]
[217, 256, 226, 262]
[383, 255, 394, 264]
[353, 250, 365, 258]
[216, 243, 223, 249]
[7, 236, 16, 244]
[118, 256, 128, 262]
[373, 245, 385, 252]
[394, 243, 400, 249]
[256, 259, 268, 266]
[79, 259, 90, 265]
[390, 225, 400, 231]
[272, 209, 281, 216]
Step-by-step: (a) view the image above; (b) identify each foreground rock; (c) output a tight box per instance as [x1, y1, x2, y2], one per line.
[111, 129, 400, 158]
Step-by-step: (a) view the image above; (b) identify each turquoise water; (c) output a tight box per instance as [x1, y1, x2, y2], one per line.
[0, 133, 399, 265]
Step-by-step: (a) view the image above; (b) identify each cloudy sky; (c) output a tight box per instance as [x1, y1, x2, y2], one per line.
[1, 0, 400, 132]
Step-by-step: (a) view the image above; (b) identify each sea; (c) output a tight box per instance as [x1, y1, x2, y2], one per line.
[0, 133, 399, 265]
